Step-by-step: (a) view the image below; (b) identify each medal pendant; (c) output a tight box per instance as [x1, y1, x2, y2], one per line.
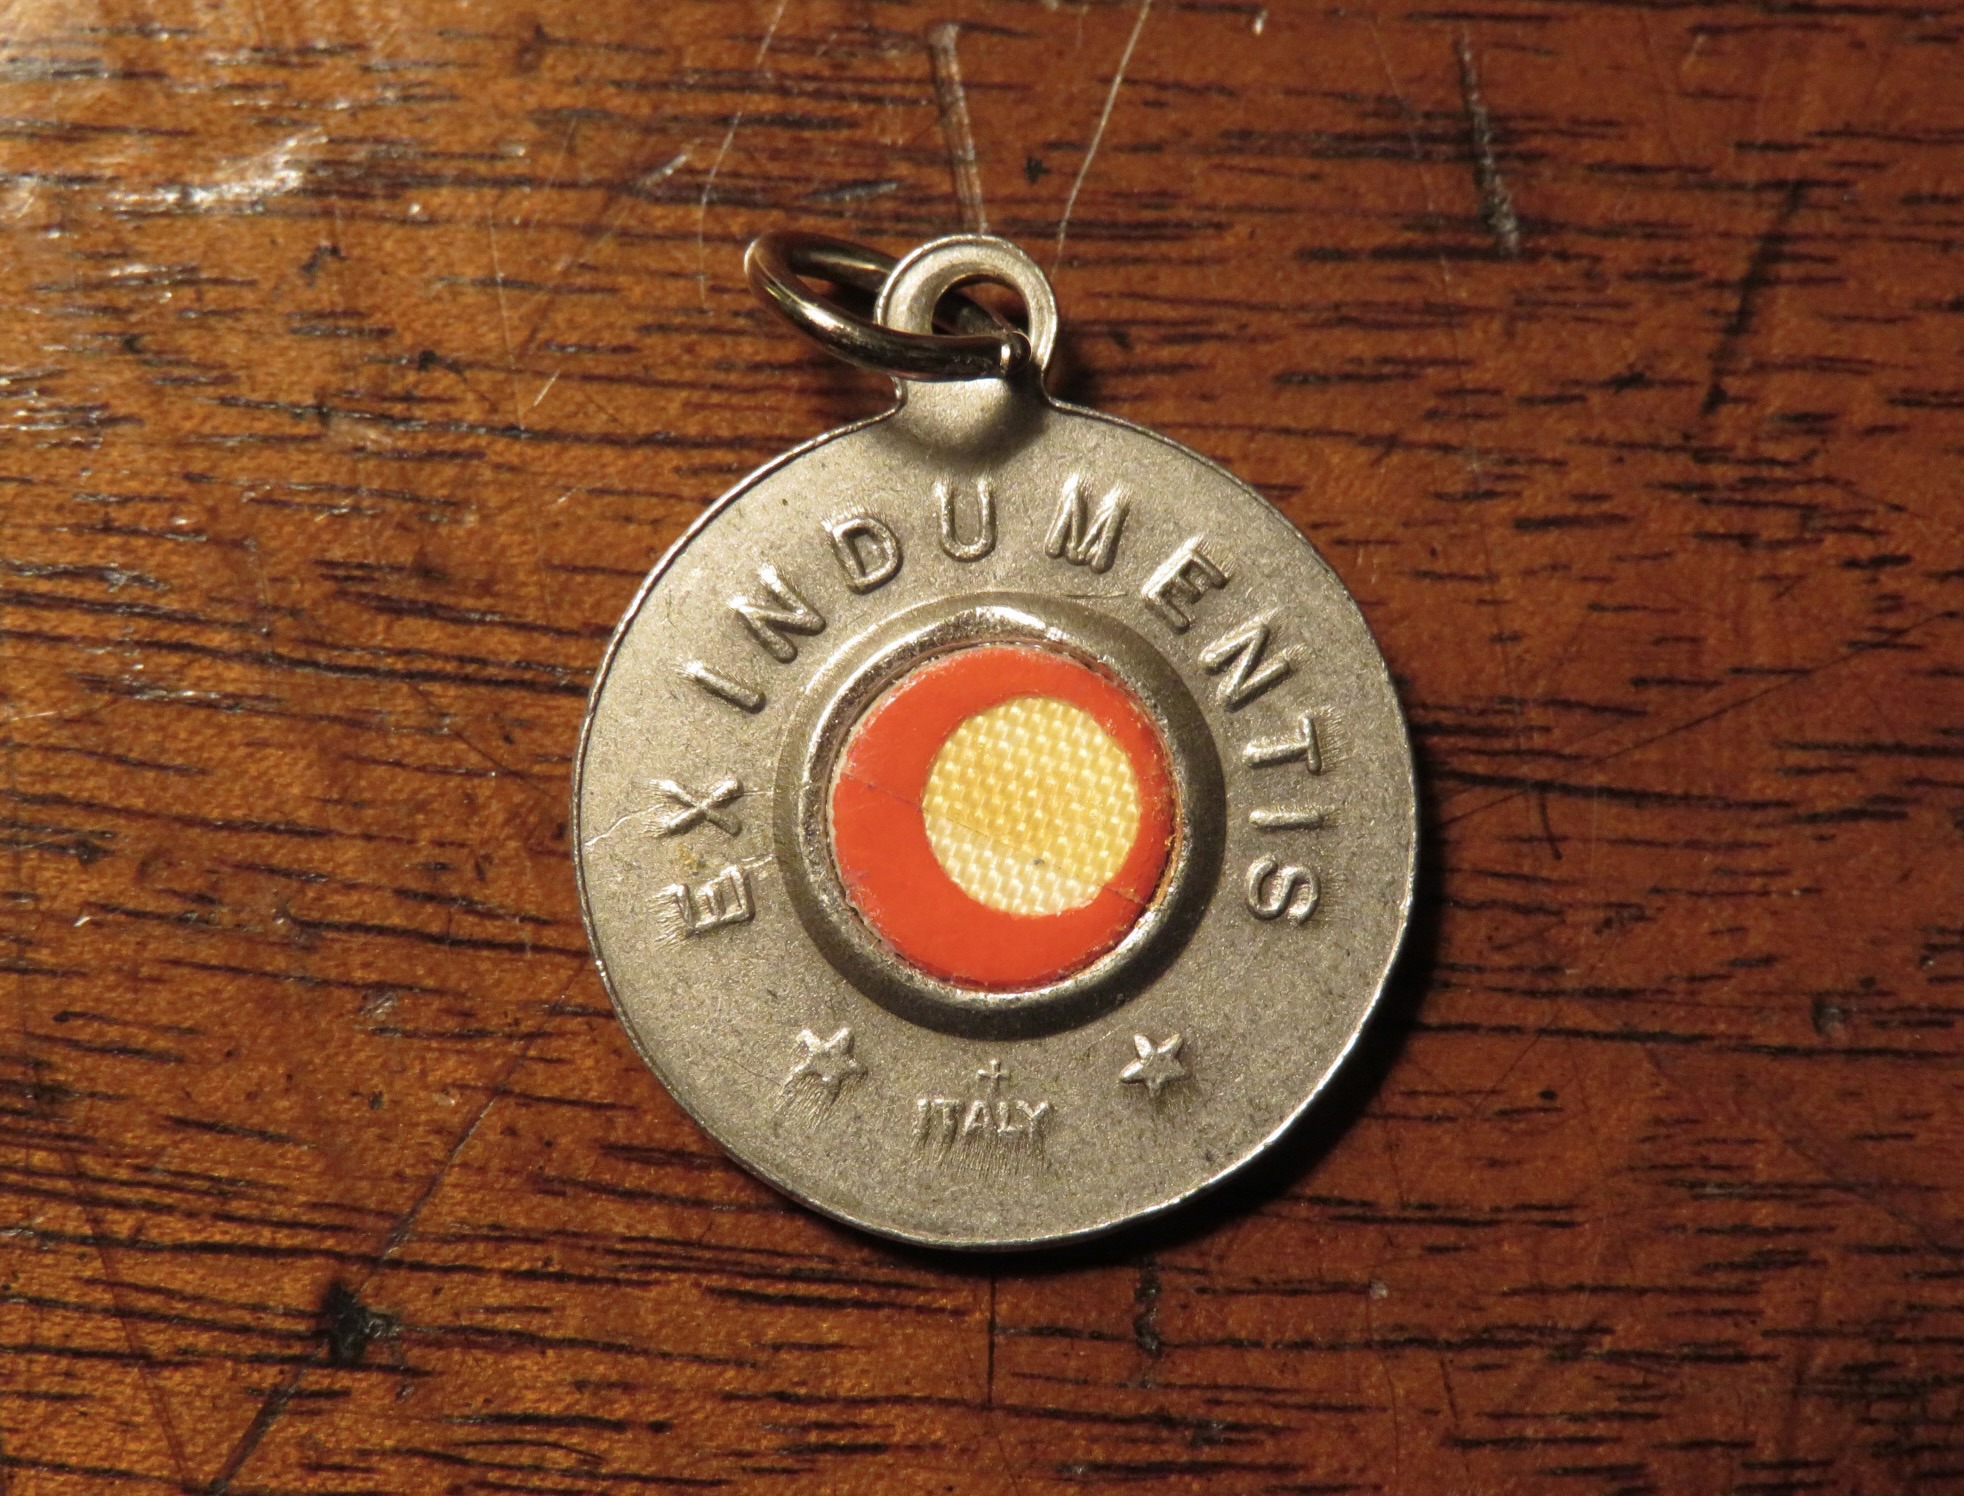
[573, 233, 1417, 1248]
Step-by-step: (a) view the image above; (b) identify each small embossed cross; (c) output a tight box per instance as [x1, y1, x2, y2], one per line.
[652, 776, 744, 836]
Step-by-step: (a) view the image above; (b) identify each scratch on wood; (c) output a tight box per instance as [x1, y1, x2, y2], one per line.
[928, 23, 987, 233]
[1455, 33, 1521, 258]
[203, 1016, 541, 1491]
[1439, 605, 1953, 830]
[1702, 179, 1804, 416]
[206, 1372, 298, 1495]
[62, 1147, 194, 1491]
[521, 149, 688, 387]
[695, 0, 792, 307]
[1132, 1258, 1162, 1387]
[485, 208, 524, 428]
[985, 1272, 997, 1407]
[109, 127, 322, 215]
[1054, 0, 1153, 268]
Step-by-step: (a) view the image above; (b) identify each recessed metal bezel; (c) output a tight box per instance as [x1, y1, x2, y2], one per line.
[775, 592, 1226, 1040]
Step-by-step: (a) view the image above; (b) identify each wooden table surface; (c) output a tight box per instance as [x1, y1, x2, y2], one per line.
[2, 1, 1959, 1491]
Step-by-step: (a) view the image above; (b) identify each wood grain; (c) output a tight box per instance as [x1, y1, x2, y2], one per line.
[1, 1, 1959, 1490]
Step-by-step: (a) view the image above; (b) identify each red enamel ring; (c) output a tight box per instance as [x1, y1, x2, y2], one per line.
[830, 643, 1177, 990]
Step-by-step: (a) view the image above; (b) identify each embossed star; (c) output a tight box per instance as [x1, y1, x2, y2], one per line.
[787, 1026, 864, 1093]
[1120, 1032, 1187, 1098]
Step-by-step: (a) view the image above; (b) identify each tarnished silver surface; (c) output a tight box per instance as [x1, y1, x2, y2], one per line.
[573, 234, 1417, 1249]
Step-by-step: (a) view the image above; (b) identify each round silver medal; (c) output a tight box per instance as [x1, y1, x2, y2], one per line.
[573, 234, 1416, 1249]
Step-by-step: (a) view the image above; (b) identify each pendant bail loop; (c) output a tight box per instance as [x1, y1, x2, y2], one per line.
[745, 230, 1038, 382]
[878, 235, 1058, 378]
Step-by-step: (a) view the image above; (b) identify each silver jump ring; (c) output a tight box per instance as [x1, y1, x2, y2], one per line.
[744, 231, 1030, 382]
